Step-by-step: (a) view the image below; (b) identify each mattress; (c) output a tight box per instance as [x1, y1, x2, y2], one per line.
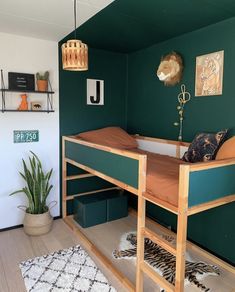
[132, 149, 188, 207]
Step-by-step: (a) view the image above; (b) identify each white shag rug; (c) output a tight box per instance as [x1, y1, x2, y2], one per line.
[19, 245, 116, 292]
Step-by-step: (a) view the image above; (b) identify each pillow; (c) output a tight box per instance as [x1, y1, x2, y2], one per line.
[77, 127, 138, 149]
[182, 129, 228, 163]
[216, 136, 235, 160]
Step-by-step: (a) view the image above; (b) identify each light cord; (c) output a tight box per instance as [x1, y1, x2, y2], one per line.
[74, 0, 77, 40]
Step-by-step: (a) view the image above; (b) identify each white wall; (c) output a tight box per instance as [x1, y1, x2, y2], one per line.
[0, 32, 60, 229]
[136, 139, 188, 158]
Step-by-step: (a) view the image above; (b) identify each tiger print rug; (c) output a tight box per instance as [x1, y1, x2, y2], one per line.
[113, 232, 220, 292]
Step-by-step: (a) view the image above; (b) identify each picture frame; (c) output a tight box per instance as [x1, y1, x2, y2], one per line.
[195, 50, 224, 96]
[31, 102, 42, 111]
[87, 79, 104, 105]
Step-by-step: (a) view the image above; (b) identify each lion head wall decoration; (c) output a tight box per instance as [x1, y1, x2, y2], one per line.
[156, 52, 184, 86]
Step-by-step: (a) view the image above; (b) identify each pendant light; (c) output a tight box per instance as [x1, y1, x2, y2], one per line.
[61, 0, 88, 71]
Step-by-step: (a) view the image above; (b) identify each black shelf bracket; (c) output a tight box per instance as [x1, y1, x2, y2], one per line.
[1, 69, 6, 113]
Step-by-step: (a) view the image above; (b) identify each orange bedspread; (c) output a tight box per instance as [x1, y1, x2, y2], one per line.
[133, 149, 188, 207]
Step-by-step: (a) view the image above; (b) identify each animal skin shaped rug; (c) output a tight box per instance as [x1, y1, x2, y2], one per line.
[113, 232, 220, 292]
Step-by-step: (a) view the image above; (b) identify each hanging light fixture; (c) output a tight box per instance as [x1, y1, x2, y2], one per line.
[61, 0, 88, 71]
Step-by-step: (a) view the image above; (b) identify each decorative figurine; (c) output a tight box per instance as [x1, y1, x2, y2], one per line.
[18, 94, 28, 110]
[174, 84, 191, 141]
[157, 52, 184, 86]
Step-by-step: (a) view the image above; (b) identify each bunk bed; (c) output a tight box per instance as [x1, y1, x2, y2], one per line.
[62, 134, 235, 292]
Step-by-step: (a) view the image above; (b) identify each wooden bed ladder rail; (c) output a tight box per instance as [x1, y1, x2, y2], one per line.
[136, 194, 177, 292]
[136, 164, 190, 292]
[140, 226, 176, 291]
[142, 227, 177, 256]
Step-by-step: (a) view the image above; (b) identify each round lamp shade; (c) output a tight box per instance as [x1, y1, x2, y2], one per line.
[61, 39, 88, 71]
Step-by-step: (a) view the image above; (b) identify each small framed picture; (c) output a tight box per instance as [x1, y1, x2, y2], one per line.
[31, 102, 42, 111]
[195, 50, 224, 96]
[87, 79, 104, 105]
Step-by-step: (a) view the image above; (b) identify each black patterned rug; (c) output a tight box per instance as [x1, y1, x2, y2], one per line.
[19, 245, 116, 292]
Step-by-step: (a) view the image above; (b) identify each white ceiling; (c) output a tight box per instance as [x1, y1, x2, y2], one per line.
[0, 0, 114, 41]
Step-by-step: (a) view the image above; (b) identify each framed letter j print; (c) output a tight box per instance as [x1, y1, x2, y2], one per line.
[87, 79, 104, 105]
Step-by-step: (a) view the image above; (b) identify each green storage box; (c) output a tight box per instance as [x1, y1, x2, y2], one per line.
[73, 190, 128, 228]
[74, 193, 107, 228]
[107, 192, 128, 221]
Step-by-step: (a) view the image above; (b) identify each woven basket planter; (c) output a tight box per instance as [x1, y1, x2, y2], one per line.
[23, 210, 53, 236]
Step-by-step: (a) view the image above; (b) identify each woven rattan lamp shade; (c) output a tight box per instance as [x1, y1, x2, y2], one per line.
[61, 39, 88, 71]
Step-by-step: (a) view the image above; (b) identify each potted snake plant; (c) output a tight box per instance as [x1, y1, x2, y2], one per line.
[10, 151, 55, 236]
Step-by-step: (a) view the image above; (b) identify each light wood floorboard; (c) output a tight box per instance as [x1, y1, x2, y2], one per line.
[0, 219, 126, 292]
[73, 213, 235, 292]
[0, 217, 235, 292]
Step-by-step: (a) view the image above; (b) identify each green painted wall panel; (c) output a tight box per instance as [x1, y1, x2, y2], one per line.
[127, 18, 235, 264]
[65, 141, 139, 188]
[59, 46, 128, 216]
[59, 47, 128, 135]
[127, 17, 235, 141]
[189, 165, 235, 207]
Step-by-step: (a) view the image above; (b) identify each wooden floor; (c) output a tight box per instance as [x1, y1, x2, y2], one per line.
[74, 213, 235, 292]
[0, 219, 125, 292]
[0, 217, 235, 292]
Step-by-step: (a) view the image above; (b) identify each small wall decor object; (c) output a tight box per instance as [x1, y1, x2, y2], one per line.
[31, 102, 42, 111]
[36, 71, 49, 92]
[8, 72, 35, 91]
[87, 79, 104, 105]
[195, 50, 224, 96]
[14, 130, 39, 143]
[156, 52, 183, 86]
[18, 94, 28, 110]
[174, 84, 191, 141]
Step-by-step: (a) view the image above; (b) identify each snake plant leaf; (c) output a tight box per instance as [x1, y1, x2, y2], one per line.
[30, 151, 42, 169]
[23, 159, 34, 195]
[9, 152, 53, 214]
[23, 186, 34, 213]
[29, 156, 36, 180]
[9, 189, 25, 196]
[19, 172, 26, 181]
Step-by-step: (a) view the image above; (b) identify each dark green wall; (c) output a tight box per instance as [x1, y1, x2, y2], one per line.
[59, 17, 235, 264]
[59, 46, 128, 214]
[59, 47, 127, 135]
[127, 17, 235, 141]
[127, 17, 235, 264]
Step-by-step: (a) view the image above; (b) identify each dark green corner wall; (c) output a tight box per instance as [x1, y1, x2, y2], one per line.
[59, 17, 235, 264]
[59, 46, 128, 213]
[59, 47, 127, 135]
[127, 17, 235, 264]
[127, 17, 235, 141]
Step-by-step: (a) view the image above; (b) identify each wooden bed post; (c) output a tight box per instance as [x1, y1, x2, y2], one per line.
[175, 164, 190, 291]
[62, 137, 67, 218]
[136, 155, 147, 292]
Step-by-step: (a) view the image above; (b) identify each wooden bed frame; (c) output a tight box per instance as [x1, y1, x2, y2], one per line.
[62, 135, 235, 292]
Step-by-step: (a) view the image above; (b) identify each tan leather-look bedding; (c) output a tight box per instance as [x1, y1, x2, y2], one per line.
[132, 149, 188, 207]
[77, 127, 138, 150]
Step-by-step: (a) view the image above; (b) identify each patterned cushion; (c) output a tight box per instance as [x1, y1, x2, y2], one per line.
[182, 130, 228, 163]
